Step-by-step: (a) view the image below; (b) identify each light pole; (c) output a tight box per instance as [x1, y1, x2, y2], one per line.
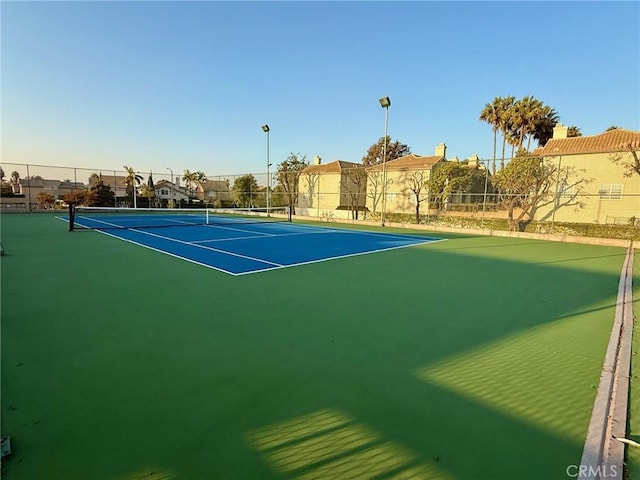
[379, 96, 391, 226]
[166, 167, 173, 208]
[261, 124, 271, 214]
[133, 171, 139, 209]
[481, 160, 489, 228]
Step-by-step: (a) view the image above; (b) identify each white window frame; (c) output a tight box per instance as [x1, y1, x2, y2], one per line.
[599, 184, 623, 200]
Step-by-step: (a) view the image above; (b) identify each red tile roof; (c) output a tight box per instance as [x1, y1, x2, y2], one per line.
[302, 160, 364, 174]
[367, 154, 444, 172]
[534, 129, 640, 156]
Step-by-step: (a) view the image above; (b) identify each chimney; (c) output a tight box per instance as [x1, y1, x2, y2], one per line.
[553, 123, 569, 139]
[466, 154, 479, 167]
[435, 143, 447, 158]
[313, 155, 322, 165]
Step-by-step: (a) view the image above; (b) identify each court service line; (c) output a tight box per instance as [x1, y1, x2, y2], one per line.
[129, 228, 284, 267]
[203, 223, 276, 236]
[234, 238, 447, 276]
[283, 222, 442, 242]
[75, 215, 131, 229]
[190, 229, 337, 244]
[89, 229, 240, 275]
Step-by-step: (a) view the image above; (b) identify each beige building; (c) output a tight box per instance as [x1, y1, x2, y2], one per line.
[94, 174, 129, 199]
[196, 179, 234, 205]
[0, 177, 85, 210]
[533, 125, 640, 224]
[365, 144, 447, 217]
[297, 156, 367, 219]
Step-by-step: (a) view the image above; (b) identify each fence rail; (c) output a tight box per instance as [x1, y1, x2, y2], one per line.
[2, 159, 639, 229]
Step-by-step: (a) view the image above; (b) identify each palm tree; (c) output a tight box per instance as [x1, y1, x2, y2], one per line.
[497, 96, 516, 171]
[182, 170, 207, 203]
[123, 166, 143, 208]
[480, 98, 501, 174]
[532, 105, 560, 147]
[513, 96, 543, 151]
[182, 170, 197, 202]
[567, 126, 582, 137]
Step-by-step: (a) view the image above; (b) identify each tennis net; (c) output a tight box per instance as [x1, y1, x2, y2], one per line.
[69, 205, 290, 231]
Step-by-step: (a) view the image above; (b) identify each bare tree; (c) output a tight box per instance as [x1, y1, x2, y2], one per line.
[340, 167, 367, 220]
[276, 153, 309, 216]
[610, 141, 640, 177]
[400, 171, 430, 223]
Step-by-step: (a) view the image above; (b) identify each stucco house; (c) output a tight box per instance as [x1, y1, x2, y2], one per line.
[196, 179, 234, 205]
[297, 156, 367, 219]
[154, 179, 191, 204]
[95, 174, 129, 199]
[533, 125, 640, 224]
[365, 144, 447, 217]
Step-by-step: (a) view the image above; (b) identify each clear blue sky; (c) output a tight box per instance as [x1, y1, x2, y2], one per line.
[2, 1, 639, 180]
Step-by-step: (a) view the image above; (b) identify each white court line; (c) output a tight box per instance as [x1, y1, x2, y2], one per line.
[127, 228, 284, 267]
[190, 229, 336, 244]
[291, 223, 442, 241]
[93, 229, 243, 275]
[202, 223, 275, 236]
[234, 238, 448, 276]
[58, 216, 445, 276]
[75, 215, 202, 229]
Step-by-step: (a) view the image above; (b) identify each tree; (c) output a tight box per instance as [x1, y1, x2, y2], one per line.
[276, 153, 309, 215]
[88, 173, 102, 189]
[0, 167, 4, 181]
[36, 191, 55, 209]
[366, 170, 391, 216]
[86, 173, 115, 206]
[493, 150, 557, 231]
[480, 98, 501, 174]
[232, 174, 258, 207]
[63, 190, 91, 206]
[497, 96, 516, 171]
[340, 167, 367, 220]
[182, 170, 207, 202]
[400, 170, 431, 223]
[607, 125, 622, 131]
[567, 126, 582, 137]
[532, 105, 560, 147]
[610, 141, 640, 177]
[138, 173, 156, 207]
[428, 162, 473, 210]
[511, 96, 545, 151]
[123, 166, 142, 206]
[362, 137, 411, 166]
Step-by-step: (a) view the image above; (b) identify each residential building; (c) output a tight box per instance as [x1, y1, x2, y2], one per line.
[154, 179, 191, 204]
[95, 174, 129, 199]
[365, 144, 447, 217]
[196, 179, 234, 205]
[297, 156, 367, 219]
[533, 125, 640, 224]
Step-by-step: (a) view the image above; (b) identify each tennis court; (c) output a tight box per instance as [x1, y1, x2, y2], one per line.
[0, 213, 631, 479]
[61, 207, 443, 275]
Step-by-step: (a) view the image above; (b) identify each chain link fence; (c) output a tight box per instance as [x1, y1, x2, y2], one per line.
[2, 157, 639, 236]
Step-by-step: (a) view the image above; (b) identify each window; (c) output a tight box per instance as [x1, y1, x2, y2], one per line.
[599, 184, 623, 200]
[559, 181, 575, 198]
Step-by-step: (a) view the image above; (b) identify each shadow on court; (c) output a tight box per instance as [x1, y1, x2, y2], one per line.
[1, 214, 627, 479]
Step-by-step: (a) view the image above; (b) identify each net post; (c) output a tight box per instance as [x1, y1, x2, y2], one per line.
[68, 204, 75, 232]
[288, 206, 292, 222]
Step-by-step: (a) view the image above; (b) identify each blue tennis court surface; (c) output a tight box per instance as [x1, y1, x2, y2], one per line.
[62, 216, 443, 275]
